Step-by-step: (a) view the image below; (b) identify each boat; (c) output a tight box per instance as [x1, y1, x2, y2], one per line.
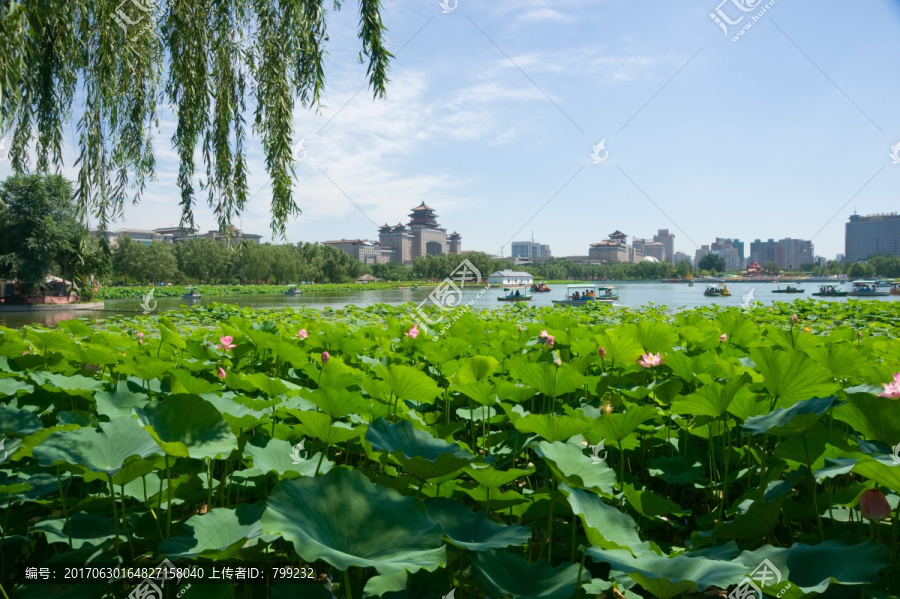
[772, 284, 805, 294]
[552, 284, 618, 306]
[812, 284, 847, 297]
[284, 284, 303, 295]
[891, 283, 900, 296]
[688, 280, 694, 287]
[848, 280, 889, 297]
[398, 285, 419, 290]
[182, 287, 201, 300]
[497, 286, 533, 302]
[530, 281, 552, 293]
[703, 283, 731, 297]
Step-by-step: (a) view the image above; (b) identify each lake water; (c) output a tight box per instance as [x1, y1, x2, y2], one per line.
[2, 282, 897, 329]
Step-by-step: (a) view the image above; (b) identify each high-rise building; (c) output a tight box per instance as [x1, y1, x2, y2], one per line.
[511, 240, 551, 260]
[776, 238, 814, 270]
[711, 238, 743, 270]
[694, 245, 710, 268]
[673, 251, 692, 266]
[643, 242, 666, 262]
[589, 231, 630, 263]
[653, 229, 675, 263]
[750, 239, 777, 266]
[845, 213, 900, 263]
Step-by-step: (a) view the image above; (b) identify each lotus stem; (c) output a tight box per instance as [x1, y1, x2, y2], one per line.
[108, 478, 121, 554]
[56, 467, 72, 547]
[314, 448, 327, 476]
[574, 551, 587, 599]
[343, 568, 352, 599]
[165, 455, 173, 538]
[802, 436, 825, 542]
[207, 458, 214, 511]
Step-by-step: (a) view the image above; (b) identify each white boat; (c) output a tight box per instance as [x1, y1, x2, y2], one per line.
[552, 284, 618, 306]
[284, 285, 303, 295]
[497, 286, 533, 302]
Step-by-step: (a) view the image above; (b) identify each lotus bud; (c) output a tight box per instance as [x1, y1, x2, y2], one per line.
[216, 367, 226, 379]
[598, 347, 607, 358]
[859, 489, 891, 520]
[719, 334, 727, 342]
[791, 314, 798, 323]
[321, 351, 330, 364]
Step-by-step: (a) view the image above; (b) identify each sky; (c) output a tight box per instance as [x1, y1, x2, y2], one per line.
[3, 0, 900, 260]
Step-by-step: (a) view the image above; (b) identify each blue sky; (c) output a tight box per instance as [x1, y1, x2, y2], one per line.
[4, 0, 900, 260]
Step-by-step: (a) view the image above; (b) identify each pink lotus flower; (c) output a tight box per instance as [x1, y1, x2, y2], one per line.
[136, 332, 144, 338]
[296, 329, 308, 340]
[877, 372, 900, 398]
[517, 325, 524, 332]
[719, 334, 727, 342]
[138, 339, 144, 346]
[405, 324, 419, 339]
[791, 314, 798, 323]
[554, 356, 562, 366]
[216, 367, 226, 379]
[321, 351, 330, 364]
[598, 347, 607, 358]
[539, 330, 550, 339]
[638, 353, 664, 368]
[22, 350, 29, 355]
[216, 335, 237, 351]
[860, 489, 891, 520]
[544, 335, 555, 348]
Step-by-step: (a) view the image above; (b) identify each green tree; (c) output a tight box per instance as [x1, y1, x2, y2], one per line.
[675, 260, 691, 278]
[174, 239, 232, 284]
[1, 1, 391, 236]
[698, 253, 727, 273]
[762, 261, 781, 275]
[0, 174, 88, 295]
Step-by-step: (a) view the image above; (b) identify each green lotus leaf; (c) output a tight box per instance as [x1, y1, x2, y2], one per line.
[261, 467, 446, 574]
[515, 414, 589, 443]
[34, 417, 163, 478]
[596, 331, 649, 367]
[534, 441, 617, 496]
[158, 503, 264, 559]
[302, 387, 368, 419]
[170, 369, 221, 395]
[366, 418, 475, 480]
[561, 483, 651, 555]
[31, 371, 103, 394]
[585, 547, 746, 599]
[452, 379, 497, 406]
[94, 381, 150, 420]
[61, 343, 120, 367]
[852, 455, 900, 493]
[201, 392, 270, 433]
[0, 377, 32, 398]
[621, 320, 679, 354]
[833, 394, 900, 445]
[582, 579, 644, 599]
[159, 322, 186, 349]
[700, 497, 783, 542]
[587, 405, 657, 445]
[749, 347, 837, 405]
[735, 541, 890, 595]
[30, 512, 129, 549]
[672, 377, 752, 419]
[424, 497, 531, 551]
[293, 410, 361, 446]
[134, 395, 238, 459]
[742, 396, 837, 437]
[0, 404, 42, 435]
[623, 483, 687, 518]
[376, 364, 441, 405]
[241, 436, 334, 479]
[646, 455, 705, 486]
[240, 372, 292, 398]
[451, 355, 500, 384]
[116, 357, 172, 383]
[510, 362, 586, 399]
[471, 549, 591, 599]
[26, 330, 76, 355]
[465, 464, 530, 488]
[807, 343, 868, 380]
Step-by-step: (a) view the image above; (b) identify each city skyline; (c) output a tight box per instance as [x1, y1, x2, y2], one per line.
[1, 1, 898, 259]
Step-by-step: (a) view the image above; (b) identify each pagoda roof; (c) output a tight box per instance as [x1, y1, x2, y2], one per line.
[410, 202, 435, 212]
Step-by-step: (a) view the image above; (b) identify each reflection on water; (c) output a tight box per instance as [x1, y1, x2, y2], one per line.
[2, 282, 897, 329]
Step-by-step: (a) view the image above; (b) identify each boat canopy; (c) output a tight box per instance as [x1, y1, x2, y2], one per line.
[566, 284, 595, 290]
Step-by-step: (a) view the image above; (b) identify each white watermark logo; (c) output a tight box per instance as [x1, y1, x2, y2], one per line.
[127, 558, 189, 599]
[292, 137, 308, 163]
[710, 0, 779, 42]
[112, 0, 155, 32]
[0, 136, 9, 162]
[139, 288, 157, 315]
[740, 287, 756, 312]
[890, 441, 900, 466]
[0, 438, 7, 464]
[290, 439, 308, 464]
[413, 259, 490, 338]
[590, 139, 608, 164]
[590, 439, 607, 464]
[889, 142, 900, 165]
[728, 558, 791, 599]
[438, 0, 458, 13]
[442, 590, 455, 599]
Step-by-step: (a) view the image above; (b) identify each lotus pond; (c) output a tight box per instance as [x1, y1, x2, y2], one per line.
[1, 300, 899, 598]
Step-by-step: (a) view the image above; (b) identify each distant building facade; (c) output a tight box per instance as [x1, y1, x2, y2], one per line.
[511, 240, 551, 260]
[845, 213, 900, 263]
[589, 231, 631, 263]
[673, 251, 692, 266]
[375, 203, 461, 265]
[487, 270, 534, 286]
[643, 242, 666, 262]
[653, 229, 675, 263]
[323, 239, 390, 264]
[749, 238, 813, 270]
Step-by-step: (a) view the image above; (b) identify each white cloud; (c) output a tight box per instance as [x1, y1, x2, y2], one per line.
[490, 129, 517, 146]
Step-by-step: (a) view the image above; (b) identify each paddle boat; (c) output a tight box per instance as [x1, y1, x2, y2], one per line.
[182, 287, 201, 300]
[284, 284, 303, 295]
[530, 281, 552, 293]
[812, 284, 847, 297]
[772, 284, 805, 294]
[552, 285, 618, 306]
[497, 286, 533, 302]
[891, 283, 900, 296]
[848, 280, 888, 297]
[703, 283, 731, 297]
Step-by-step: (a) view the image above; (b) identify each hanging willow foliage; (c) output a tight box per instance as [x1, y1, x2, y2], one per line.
[0, 0, 392, 237]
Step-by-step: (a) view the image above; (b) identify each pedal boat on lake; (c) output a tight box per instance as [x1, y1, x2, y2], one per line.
[812, 284, 847, 297]
[530, 281, 551, 293]
[552, 284, 618, 306]
[284, 284, 303, 295]
[703, 283, 731, 297]
[772, 284, 805, 294]
[891, 283, 900, 296]
[497, 286, 533, 302]
[848, 280, 888, 297]
[182, 287, 201, 300]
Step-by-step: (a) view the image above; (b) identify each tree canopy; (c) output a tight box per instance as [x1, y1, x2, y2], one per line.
[0, 0, 392, 236]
